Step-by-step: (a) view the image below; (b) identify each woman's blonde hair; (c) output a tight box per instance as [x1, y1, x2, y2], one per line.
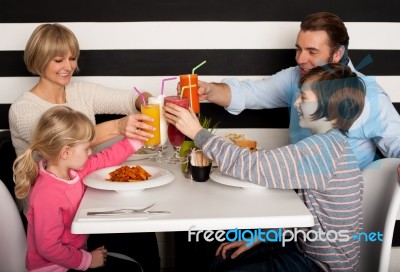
[24, 23, 80, 75]
[13, 106, 95, 199]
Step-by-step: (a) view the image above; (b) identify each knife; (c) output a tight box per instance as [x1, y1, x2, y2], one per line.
[87, 210, 170, 216]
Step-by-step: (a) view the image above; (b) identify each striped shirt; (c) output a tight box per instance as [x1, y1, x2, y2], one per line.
[195, 128, 363, 271]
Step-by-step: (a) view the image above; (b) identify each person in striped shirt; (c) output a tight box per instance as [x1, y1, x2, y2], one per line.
[165, 63, 366, 271]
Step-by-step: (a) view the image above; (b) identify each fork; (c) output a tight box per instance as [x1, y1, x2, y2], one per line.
[87, 202, 157, 216]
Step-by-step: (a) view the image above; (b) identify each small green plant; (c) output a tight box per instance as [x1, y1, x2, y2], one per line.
[198, 114, 219, 134]
[181, 114, 219, 175]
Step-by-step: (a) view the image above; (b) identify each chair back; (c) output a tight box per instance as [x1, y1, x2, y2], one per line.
[0, 179, 27, 271]
[359, 158, 400, 272]
[0, 130, 17, 199]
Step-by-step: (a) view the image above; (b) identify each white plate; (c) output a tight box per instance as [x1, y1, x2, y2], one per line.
[84, 165, 175, 194]
[210, 170, 264, 189]
[126, 145, 167, 161]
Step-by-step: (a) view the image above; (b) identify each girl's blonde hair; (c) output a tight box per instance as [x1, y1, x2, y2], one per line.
[13, 106, 95, 199]
[24, 23, 80, 75]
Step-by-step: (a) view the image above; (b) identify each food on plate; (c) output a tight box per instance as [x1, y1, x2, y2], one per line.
[235, 139, 257, 150]
[224, 133, 257, 152]
[106, 165, 152, 182]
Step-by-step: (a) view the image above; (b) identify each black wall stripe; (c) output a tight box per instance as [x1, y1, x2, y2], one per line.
[0, 105, 10, 129]
[3, 102, 400, 130]
[2, 0, 400, 22]
[1, 49, 399, 77]
[0, 103, 290, 130]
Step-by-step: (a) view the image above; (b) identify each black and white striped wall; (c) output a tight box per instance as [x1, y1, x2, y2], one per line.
[2, 0, 400, 131]
[1, 0, 400, 269]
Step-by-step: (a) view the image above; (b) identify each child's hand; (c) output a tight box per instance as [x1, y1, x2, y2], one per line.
[90, 246, 107, 268]
[215, 240, 261, 259]
[164, 103, 202, 140]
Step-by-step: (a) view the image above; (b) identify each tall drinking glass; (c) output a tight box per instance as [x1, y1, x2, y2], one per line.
[141, 103, 161, 150]
[147, 96, 168, 162]
[164, 96, 190, 164]
[180, 74, 200, 114]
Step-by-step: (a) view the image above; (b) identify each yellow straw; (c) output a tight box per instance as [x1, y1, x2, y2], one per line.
[192, 60, 207, 74]
[189, 75, 192, 107]
[181, 84, 196, 109]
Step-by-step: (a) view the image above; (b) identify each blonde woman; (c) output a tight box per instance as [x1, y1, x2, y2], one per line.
[9, 23, 154, 158]
[13, 106, 144, 271]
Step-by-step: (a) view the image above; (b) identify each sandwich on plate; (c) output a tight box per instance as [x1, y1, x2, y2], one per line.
[224, 133, 257, 152]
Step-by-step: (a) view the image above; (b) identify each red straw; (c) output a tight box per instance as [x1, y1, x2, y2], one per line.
[133, 87, 146, 105]
[161, 77, 177, 95]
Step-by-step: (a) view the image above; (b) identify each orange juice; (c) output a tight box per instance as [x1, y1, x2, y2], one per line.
[148, 96, 168, 146]
[141, 104, 161, 147]
[180, 74, 200, 114]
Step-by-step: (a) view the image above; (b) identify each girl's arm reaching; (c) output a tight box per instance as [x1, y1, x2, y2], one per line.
[79, 137, 144, 178]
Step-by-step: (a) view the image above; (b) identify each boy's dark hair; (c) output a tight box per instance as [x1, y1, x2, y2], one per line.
[300, 63, 366, 133]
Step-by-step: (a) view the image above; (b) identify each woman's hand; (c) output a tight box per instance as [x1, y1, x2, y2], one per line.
[118, 113, 156, 141]
[215, 240, 261, 260]
[90, 246, 107, 268]
[164, 102, 203, 140]
[134, 91, 152, 111]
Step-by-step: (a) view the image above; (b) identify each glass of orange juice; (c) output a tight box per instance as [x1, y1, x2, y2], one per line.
[180, 74, 200, 114]
[147, 96, 168, 162]
[141, 104, 161, 148]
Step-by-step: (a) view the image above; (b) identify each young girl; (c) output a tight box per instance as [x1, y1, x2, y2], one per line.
[164, 63, 366, 271]
[13, 106, 144, 271]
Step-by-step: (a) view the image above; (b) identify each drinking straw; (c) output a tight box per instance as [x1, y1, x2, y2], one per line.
[161, 77, 177, 96]
[180, 84, 196, 109]
[133, 87, 146, 105]
[192, 60, 207, 74]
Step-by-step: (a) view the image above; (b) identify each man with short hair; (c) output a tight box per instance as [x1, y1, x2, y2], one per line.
[197, 12, 400, 169]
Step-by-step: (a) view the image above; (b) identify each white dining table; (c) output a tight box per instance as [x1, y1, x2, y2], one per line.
[71, 157, 314, 235]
